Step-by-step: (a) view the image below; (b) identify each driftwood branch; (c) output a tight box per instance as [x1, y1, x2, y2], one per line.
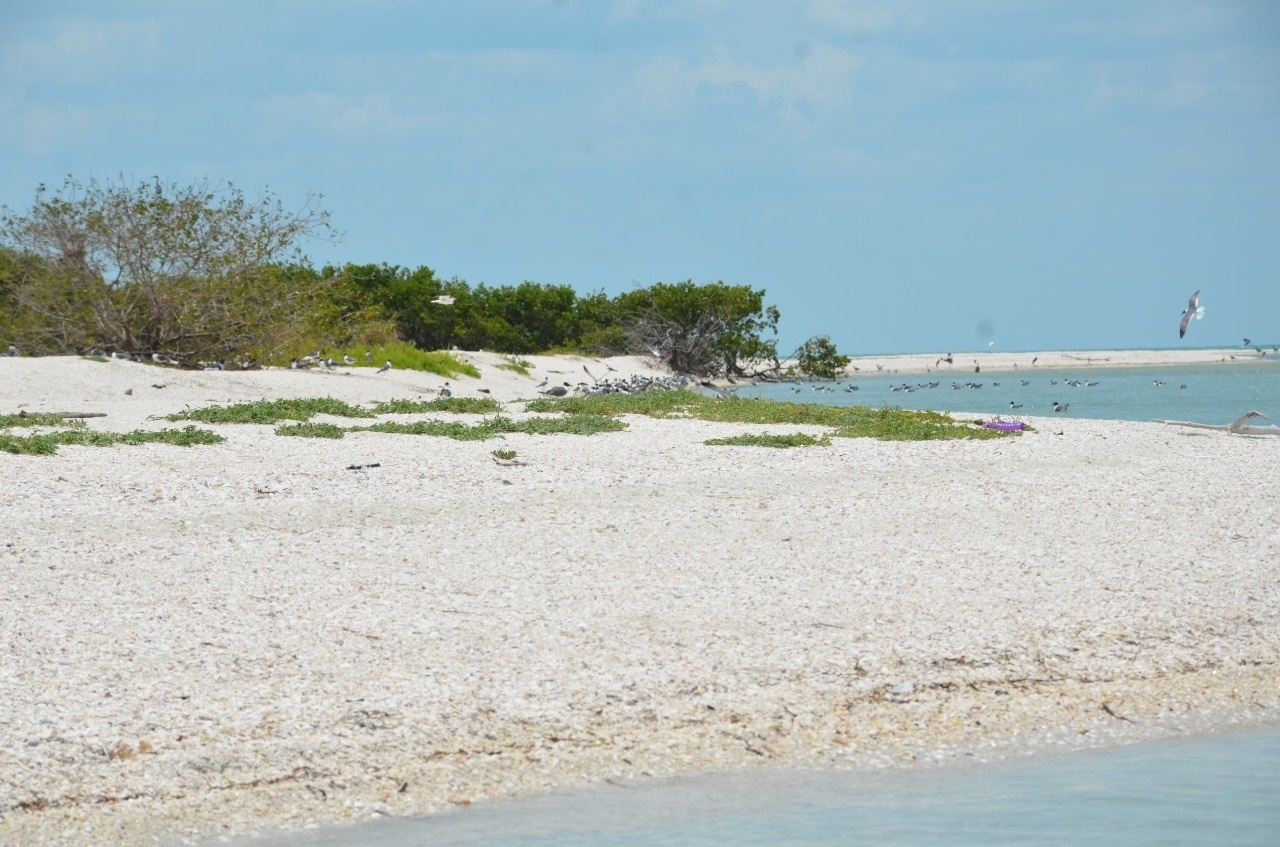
[16, 410, 108, 419]
[1155, 410, 1278, 436]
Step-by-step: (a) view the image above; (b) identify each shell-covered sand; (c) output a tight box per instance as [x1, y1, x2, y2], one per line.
[1, 352, 1277, 845]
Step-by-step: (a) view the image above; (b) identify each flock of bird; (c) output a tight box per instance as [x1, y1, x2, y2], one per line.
[538, 366, 696, 397]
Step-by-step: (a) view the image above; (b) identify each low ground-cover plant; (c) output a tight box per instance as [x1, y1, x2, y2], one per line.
[165, 397, 376, 424]
[704, 432, 830, 448]
[0, 412, 82, 428]
[1, 425, 223, 454]
[526, 390, 1007, 441]
[356, 412, 625, 441]
[370, 397, 501, 415]
[275, 422, 346, 438]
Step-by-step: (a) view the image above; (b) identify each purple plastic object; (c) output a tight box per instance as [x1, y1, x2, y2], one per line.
[984, 421, 1027, 432]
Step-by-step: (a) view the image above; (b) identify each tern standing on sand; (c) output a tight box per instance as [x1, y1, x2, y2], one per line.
[1179, 290, 1205, 338]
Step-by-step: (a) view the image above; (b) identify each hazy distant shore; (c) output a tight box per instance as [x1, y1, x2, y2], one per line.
[830, 347, 1276, 378]
[2, 353, 1278, 845]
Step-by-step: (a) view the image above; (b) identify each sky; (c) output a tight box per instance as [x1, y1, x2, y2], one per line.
[2, 1, 1278, 355]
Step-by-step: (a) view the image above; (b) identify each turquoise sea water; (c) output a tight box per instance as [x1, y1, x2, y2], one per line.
[737, 361, 1278, 424]
[229, 724, 1280, 846]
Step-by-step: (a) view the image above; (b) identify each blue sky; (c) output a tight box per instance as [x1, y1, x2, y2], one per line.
[2, 1, 1278, 354]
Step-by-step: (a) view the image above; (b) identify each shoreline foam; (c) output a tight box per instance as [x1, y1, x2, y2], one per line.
[2, 353, 1277, 845]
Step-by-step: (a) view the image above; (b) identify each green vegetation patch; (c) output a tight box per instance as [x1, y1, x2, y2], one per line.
[1, 425, 223, 454]
[0, 413, 85, 428]
[276, 422, 346, 438]
[705, 432, 831, 448]
[370, 396, 502, 415]
[497, 356, 533, 377]
[832, 406, 1004, 441]
[359, 419, 499, 441]
[526, 389, 1008, 442]
[356, 412, 626, 441]
[165, 397, 376, 424]
[360, 342, 481, 378]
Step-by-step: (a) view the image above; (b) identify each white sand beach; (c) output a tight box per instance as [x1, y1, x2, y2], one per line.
[1, 351, 1278, 845]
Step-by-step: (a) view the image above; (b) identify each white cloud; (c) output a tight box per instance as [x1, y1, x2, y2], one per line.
[258, 91, 491, 141]
[2, 101, 101, 153]
[600, 41, 865, 133]
[1058, 5, 1238, 41]
[1088, 54, 1214, 113]
[0, 16, 161, 86]
[804, 0, 910, 36]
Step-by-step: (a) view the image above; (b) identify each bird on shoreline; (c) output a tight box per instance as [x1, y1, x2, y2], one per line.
[1179, 290, 1204, 338]
[7, 345, 18, 356]
[377, 361, 392, 373]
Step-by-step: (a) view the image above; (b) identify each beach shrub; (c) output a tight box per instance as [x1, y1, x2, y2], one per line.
[0, 175, 389, 363]
[794, 334, 851, 380]
[612, 281, 780, 377]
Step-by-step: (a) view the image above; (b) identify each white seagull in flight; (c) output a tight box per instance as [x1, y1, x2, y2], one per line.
[431, 294, 456, 306]
[1179, 290, 1204, 338]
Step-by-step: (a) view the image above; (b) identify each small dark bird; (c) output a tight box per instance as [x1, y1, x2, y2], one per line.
[1052, 401, 1069, 413]
[439, 382, 451, 397]
[6, 345, 18, 357]
[1243, 338, 1252, 346]
[377, 361, 392, 373]
[1009, 401, 1022, 409]
[541, 384, 570, 397]
[974, 363, 980, 373]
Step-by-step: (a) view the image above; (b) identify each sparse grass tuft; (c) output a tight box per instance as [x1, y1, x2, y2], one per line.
[705, 432, 830, 448]
[492, 449, 517, 460]
[370, 397, 502, 415]
[165, 397, 375, 424]
[276, 422, 346, 438]
[497, 356, 533, 377]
